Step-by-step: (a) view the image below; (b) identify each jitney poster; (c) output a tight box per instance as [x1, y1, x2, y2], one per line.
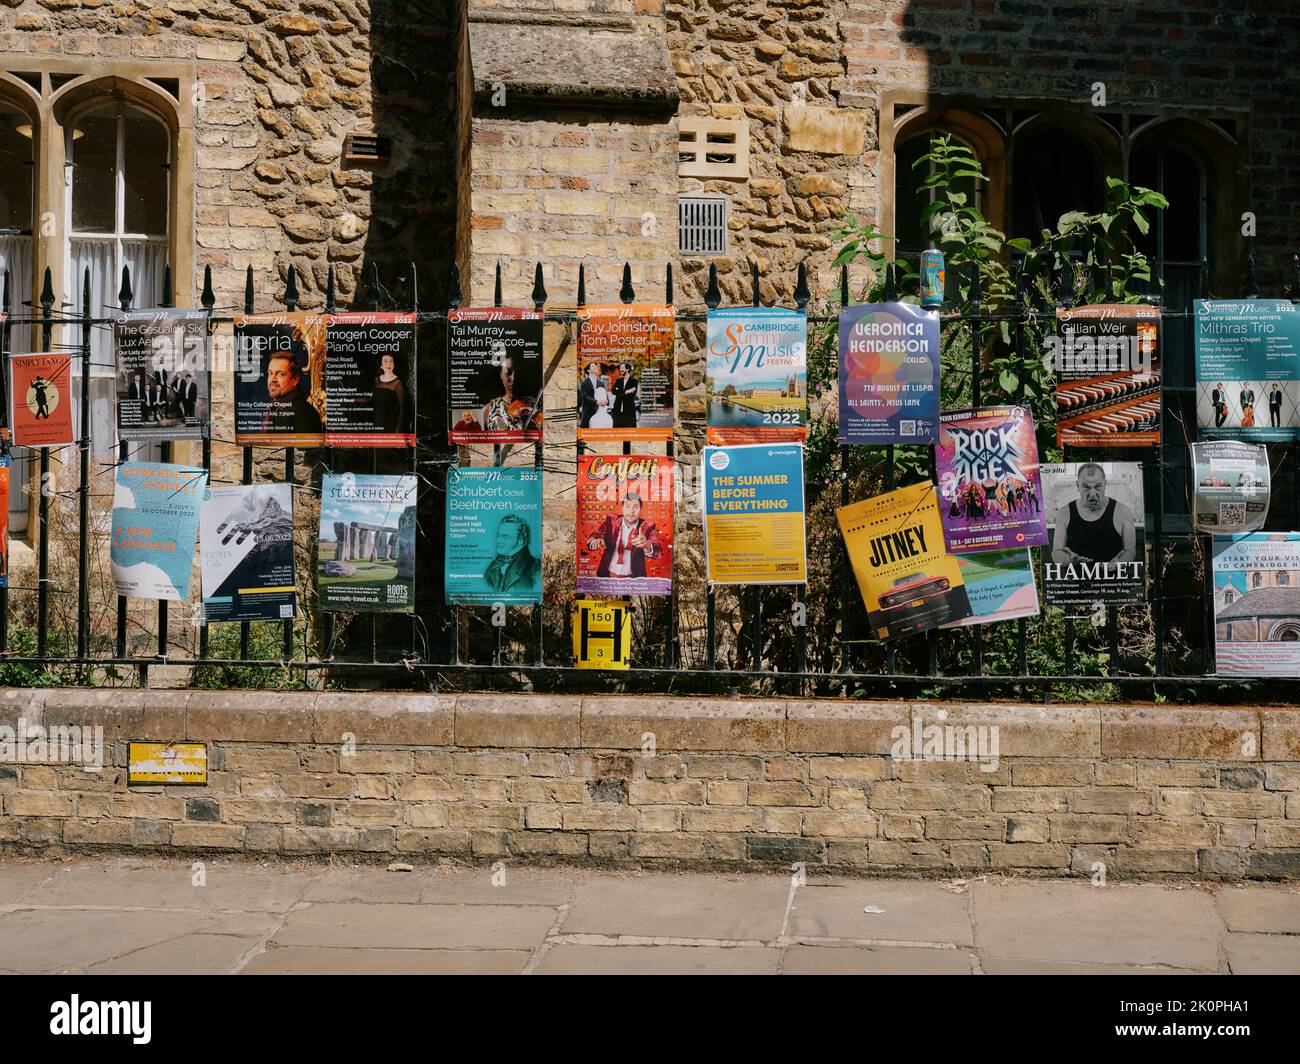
[706, 308, 808, 444]
[111, 462, 207, 601]
[9, 353, 74, 449]
[576, 304, 674, 442]
[837, 481, 972, 641]
[1191, 440, 1271, 535]
[577, 454, 674, 597]
[1213, 533, 1300, 677]
[702, 443, 806, 584]
[838, 302, 939, 444]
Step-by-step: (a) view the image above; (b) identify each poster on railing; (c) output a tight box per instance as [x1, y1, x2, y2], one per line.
[1192, 441, 1271, 535]
[448, 308, 543, 444]
[323, 313, 416, 447]
[936, 406, 1047, 553]
[200, 483, 295, 623]
[233, 313, 326, 446]
[8, 352, 74, 449]
[702, 442, 806, 584]
[576, 304, 674, 442]
[1039, 462, 1145, 609]
[1054, 304, 1161, 447]
[113, 309, 209, 443]
[838, 302, 939, 444]
[317, 473, 416, 613]
[1212, 533, 1300, 676]
[939, 549, 1039, 629]
[0, 451, 9, 590]
[706, 308, 807, 444]
[444, 466, 542, 606]
[1194, 300, 1300, 441]
[577, 454, 673, 597]
[838, 481, 971, 640]
[110, 462, 206, 602]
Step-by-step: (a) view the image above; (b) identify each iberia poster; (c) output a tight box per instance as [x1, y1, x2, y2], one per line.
[702, 443, 806, 584]
[233, 313, 326, 446]
[706, 308, 807, 444]
[1054, 304, 1161, 447]
[110, 462, 207, 601]
[576, 454, 673, 597]
[9, 352, 74, 448]
[837, 481, 972, 641]
[838, 302, 939, 444]
[576, 304, 674, 442]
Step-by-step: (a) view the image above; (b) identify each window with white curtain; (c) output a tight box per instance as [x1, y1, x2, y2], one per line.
[1, 101, 35, 530]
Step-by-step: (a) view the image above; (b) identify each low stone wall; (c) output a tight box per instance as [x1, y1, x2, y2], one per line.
[2, 689, 1299, 879]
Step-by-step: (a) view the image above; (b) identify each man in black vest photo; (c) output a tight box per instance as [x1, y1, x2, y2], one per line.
[1049, 463, 1137, 567]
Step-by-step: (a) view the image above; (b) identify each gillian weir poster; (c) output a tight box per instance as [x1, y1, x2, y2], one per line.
[233, 313, 326, 446]
[110, 462, 207, 601]
[324, 313, 416, 447]
[1192, 440, 1271, 535]
[940, 549, 1039, 629]
[1195, 300, 1300, 441]
[936, 406, 1047, 553]
[1213, 533, 1300, 677]
[1054, 304, 1161, 447]
[114, 309, 209, 443]
[838, 302, 940, 444]
[9, 353, 74, 448]
[706, 308, 807, 444]
[576, 305, 674, 442]
[1040, 462, 1145, 609]
[577, 454, 674, 597]
[200, 483, 296, 623]
[838, 481, 972, 641]
[448, 308, 544, 444]
[702, 443, 806, 584]
[445, 466, 543, 605]
[318, 474, 417, 613]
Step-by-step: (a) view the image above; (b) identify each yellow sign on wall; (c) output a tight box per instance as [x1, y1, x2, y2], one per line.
[128, 742, 208, 785]
[572, 599, 632, 670]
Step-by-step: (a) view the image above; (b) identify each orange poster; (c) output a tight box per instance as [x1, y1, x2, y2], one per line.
[9, 353, 74, 448]
[576, 304, 675, 442]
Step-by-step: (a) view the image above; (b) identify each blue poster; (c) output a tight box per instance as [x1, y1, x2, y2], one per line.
[702, 443, 806, 584]
[838, 302, 940, 444]
[445, 466, 543, 605]
[111, 462, 206, 601]
[1196, 300, 1300, 441]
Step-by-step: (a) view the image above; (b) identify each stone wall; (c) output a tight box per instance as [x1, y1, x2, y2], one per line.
[4, 689, 1300, 879]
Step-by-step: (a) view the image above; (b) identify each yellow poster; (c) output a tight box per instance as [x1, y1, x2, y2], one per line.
[571, 598, 632, 670]
[838, 481, 972, 641]
[702, 443, 807, 584]
[128, 742, 208, 785]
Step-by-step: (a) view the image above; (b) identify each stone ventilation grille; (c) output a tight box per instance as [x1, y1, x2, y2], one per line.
[678, 117, 749, 179]
[679, 196, 728, 256]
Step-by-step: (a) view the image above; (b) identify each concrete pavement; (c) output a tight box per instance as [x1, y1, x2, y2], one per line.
[0, 854, 1297, 974]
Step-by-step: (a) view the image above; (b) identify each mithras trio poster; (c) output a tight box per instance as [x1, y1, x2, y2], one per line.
[114, 309, 210, 443]
[318, 474, 417, 613]
[702, 443, 806, 584]
[324, 313, 416, 447]
[576, 305, 674, 441]
[1054, 304, 1161, 447]
[200, 483, 296, 623]
[448, 308, 543, 444]
[838, 302, 939, 444]
[706, 308, 807, 444]
[576, 454, 673, 597]
[936, 405, 1047, 553]
[1195, 300, 1300, 441]
[233, 313, 326, 446]
[1212, 533, 1300, 677]
[8, 352, 74, 448]
[1040, 462, 1145, 608]
[444, 466, 543, 605]
[110, 462, 207, 601]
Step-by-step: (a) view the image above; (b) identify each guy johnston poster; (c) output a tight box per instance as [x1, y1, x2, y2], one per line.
[317, 474, 417, 613]
[838, 302, 939, 444]
[113, 309, 210, 442]
[111, 462, 207, 601]
[444, 466, 543, 606]
[705, 308, 807, 444]
[448, 308, 544, 444]
[576, 454, 673, 597]
[576, 304, 674, 442]
[200, 483, 296, 623]
[233, 313, 326, 446]
[324, 313, 417, 447]
[1054, 304, 1161, 447]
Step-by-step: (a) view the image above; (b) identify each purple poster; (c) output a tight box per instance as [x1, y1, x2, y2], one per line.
[935, 406, 1048, 553]
[838, 302, 940, 444]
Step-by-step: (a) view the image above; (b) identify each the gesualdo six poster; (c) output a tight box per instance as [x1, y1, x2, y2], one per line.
[838, 302, 939, 444]
[200, 483, 296, 623]
[324, 313, 416, 447]
[110, 462, 206, 601]
[233, 313, 326, 447]
[448, 308, 544, 444]
[706, 308, 807, 444]
[576, 454, 673, 597]
[318, 474, 416, 613]
[114, 309, 210, 443]
[576, 305, 674, 442]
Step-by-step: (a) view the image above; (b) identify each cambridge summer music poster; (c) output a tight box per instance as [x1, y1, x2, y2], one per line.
[1054, 304, 1161, 447]
[200, 483, 296, 623]
[576, 454, 674, 597]
[448, 308, 544, 445]
[702, 443, 806, 584]
[444, 466, 543, 606]
[8, 353, 74, 449]
[576, 304, 674, 442]
[838, 302, 939, 444]
[1191, 440, 1271, 535]
[318, 474, 417, 613]
[324, 313, 417, 447]
[114, 309, 210, 443]
[110, 462, 207, 601]
[233, 313, 326, 447]
[706, 308, 807, 445]
[1212, 533, 1300, 677]
[837, 480, 972, 641]
[1195, 300, 1300, 442]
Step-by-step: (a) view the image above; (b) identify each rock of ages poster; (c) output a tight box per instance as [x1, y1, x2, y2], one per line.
[110, 462, 207, 601]
[114, 309, 210, 442]
[448, 308, 543, 444]
[1054, 304, 1161, 447]
[200, 483, 296, 623]
[1192, 440, 1271, 535]
[838, 481, 972, 641]
[576, 454, 673, 597]
[317, 474, 416, 613]
[233, 313, 326, 447]
[324, 313, 416, 447]
[576, 304, 674, 442]
[702, 442, 806, 584]
[939, 549, 1039, 629]
[1040, 462, 1145, 608]
[1195, 300, 1300, 442]
[9, 353, 74, 449]
[838, 302, 940, 444]
[444, 466, 543, 605]
[1212, 533, 1300, 676]
[936, 406, 1048, 553]
[706, 308, 807, 445]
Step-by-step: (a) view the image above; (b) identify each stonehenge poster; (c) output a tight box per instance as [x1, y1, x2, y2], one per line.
[444, 466, 543, 606]
[200, 483, 296, 623]
[317, 473, 417, 613]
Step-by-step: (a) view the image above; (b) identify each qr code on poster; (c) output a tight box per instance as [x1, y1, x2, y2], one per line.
[1219, 503, 1246, 527]
[900, 420, 916, 437]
